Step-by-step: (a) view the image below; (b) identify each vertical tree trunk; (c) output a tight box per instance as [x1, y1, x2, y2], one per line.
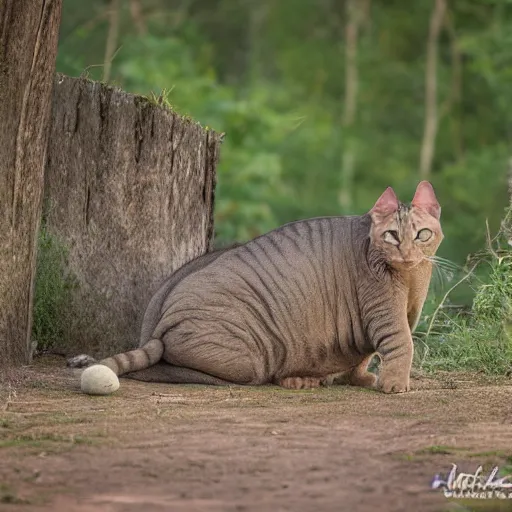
[419, 0, 446, 179]
[443, 9, 463, 161]
[0, 0, 63, 367]
[338, 0, 369, 212]
[248, 2, 268, 85]
[103, 0, 120, 83]
[130, 0, 147, 35]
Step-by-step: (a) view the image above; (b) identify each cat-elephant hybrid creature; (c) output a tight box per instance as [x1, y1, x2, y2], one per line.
[70, 181, 443, 394]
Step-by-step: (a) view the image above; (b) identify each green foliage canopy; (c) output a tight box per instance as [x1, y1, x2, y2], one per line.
[56, 0, 511, 280]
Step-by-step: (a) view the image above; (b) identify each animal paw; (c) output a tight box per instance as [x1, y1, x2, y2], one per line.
[67, 354, 97, 368]
[377, 376, 410, 394]
[279, 377, 322, 389]
[350, 371, 377, 389]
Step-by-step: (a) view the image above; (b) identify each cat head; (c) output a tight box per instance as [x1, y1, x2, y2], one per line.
[368, 181, 443, 269]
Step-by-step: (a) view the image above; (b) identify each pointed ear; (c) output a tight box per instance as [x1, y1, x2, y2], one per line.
[411, 181, 441, 219]
[370, 187, 399, 216]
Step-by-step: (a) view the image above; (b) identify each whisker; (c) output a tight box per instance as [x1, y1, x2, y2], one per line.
[428, 260, 448, 291]
[425, 256, 459, 287]
[428, 256, 462, 271]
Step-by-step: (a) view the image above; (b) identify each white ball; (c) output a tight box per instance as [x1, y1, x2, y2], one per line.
[81, 365, 120, 395]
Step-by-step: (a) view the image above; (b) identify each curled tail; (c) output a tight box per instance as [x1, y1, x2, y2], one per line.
[99, 338, 164, 376]
[80, 338, 164, 395]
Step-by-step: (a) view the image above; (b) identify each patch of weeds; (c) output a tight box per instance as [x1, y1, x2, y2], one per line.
[415, 211, 512, 376]
[391, 411, 415, 418]
[443, 503, 512, 512]
[0, 417, 12, 429]
[394, 453, 418, 462]
[500, 455, 512, 478]
[143, 87, 175, 110]
[71, 435, 96, 445]
[416, 445, 466, 455]
[49, 414, 92, 426]
[0, 484, 26, 505]
[27, 380, 51, 389]
[467, 450, 509, 459]
[0, 432, 97, 449]
[32, 217, 78, 353]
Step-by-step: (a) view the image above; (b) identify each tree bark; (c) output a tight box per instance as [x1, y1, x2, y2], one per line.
[0, 0, 63, 367]
[419, 0, 446, 178]
[43, 75, 221, 358]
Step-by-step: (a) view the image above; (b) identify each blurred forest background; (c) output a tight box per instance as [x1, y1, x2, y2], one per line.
[28, 0, 512, 372]
[55, 0, 511, 301]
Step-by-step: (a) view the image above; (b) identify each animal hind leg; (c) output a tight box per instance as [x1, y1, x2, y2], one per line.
[162, 328, 266, 385]
[123, 362, 233, 386]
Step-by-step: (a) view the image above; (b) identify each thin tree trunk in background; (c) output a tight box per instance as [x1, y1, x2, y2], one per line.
[442, 9, 463, 161]
[103, 0, 120, 83]
[508, 157, 512, 207]
[0, 0, 62, 367]
[419, 0, 446, 179]
[130, 0, 147, 35]
[339, 0, 369, 212]
[248, 2, 269, 85]
[343, 1, 358, 129]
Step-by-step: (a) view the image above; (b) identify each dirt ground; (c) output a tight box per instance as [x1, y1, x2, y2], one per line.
[0, 357, 511, 512]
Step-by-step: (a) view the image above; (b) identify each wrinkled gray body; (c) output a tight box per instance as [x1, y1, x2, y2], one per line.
[131, 215, 399, 385]
[138, 248, 231, 347]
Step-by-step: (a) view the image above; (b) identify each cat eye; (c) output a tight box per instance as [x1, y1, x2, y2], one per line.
[383, 230, 400, 245]
[416, 228, 433, 242]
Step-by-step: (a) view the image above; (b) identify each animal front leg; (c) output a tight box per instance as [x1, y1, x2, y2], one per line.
[373, 319, 413, 394]
[348, 354, 378, 389]
[407, 304, 423, 333]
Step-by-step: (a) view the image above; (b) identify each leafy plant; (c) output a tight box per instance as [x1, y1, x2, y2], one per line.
[32, 225, 77, 353]
[415, 211, 512, 375]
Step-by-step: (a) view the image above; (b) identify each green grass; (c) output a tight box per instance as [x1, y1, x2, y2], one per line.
[0, 432, 98, 449]
[500, 456, 512, 478]
[32, 221, 77, 353]
[416, 445, 467, 455]
[416, 318, 512, 374]
[414, 212, 512, 376]
[0, 418, 12, 429]
[0, 484, 26, 505]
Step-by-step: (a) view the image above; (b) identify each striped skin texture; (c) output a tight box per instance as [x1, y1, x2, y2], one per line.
[85, 181, 443, 394]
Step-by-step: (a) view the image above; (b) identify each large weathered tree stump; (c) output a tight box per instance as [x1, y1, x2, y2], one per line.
[43, 75, 221, 358]
[0, 0, 62, 367]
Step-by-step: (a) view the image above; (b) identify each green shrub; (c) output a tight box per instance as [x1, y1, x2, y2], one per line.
[415, 211, 512, 375]
[32, 225, 76, 353]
